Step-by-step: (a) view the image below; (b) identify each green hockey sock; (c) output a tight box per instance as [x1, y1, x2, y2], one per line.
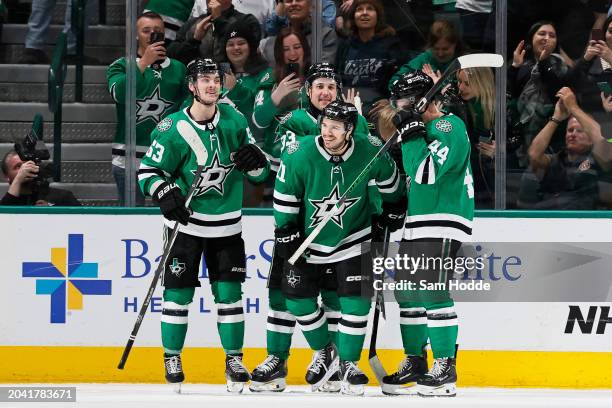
[398, 301, 429, 356]
[426, 301, 458, 358]
[337, 296, 370, 362]
[321, 289, 340, 345]
[286, 297, 329, 351]
[266, 288, 294, 360]
[161, 287, 195, 354]
[212, 281, 244, 355]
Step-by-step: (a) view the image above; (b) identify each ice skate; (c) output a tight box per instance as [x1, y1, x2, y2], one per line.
[381, 353, 428, 395]
[319, 371, 341, 393]
[417, 357, 457, 397]
[305, 343, 339, 392]
[338, 360, 368, 396]
[164, 354, 184, 393]
[249, 355, 287, 392]
[225, 354, 250, 393]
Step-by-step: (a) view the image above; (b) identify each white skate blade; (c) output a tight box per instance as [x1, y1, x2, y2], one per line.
[310, 358, 339, 392]
[381, 382, 418, 396]
[168, 382, 182, 394]
[226, 380, 246, 394]
[249, 378, 286, 392]
[417, 382, 456, 397]
[341, 382, 364, 396]
[319, 380, 341, 393]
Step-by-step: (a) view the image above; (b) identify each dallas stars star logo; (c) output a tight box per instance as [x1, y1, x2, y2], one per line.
[169, 258, 186, 277]
[136, 85, 174, 124]
[192, 151, 235, 196]
[308, 183, 360, 229]
[286, 270, 301, 288]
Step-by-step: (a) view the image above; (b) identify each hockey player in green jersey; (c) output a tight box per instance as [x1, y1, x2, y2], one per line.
[137, 58, 270, 393]
[107, 12, 189, 205]
[249, 62, 371, 393]
[381, 70, 474, 397]
[272, 101, 406, 395]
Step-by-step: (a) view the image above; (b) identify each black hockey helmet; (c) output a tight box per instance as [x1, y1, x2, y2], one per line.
[305, 62, 341, 90]
[320, 100, 358, 133]
[186, 58, 220, 82]
[389, 69, 434, 109]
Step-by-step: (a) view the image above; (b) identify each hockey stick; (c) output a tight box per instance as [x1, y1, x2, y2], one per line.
[369, 226, 390, 385]
[288, 53, 504, 265]
[118, 120, 208, 369]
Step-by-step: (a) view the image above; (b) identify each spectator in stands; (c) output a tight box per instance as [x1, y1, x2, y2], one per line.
[0, 0, 6, 44]
[1, 150, 80, 206]
[508, 21, 572, 168]
[260, 0, 338, 66]
[18, 0, 99, 64]
[456, 66, 496, 208]
[335, 0, 408, 117]
[519, 87, 607, 209]
[222, 20, 273, 137]
[107, 12, 188, 206]
[389, 20, 463, 88]
[143, 0, 195, 44]
[454, 0, 494, 52]
[568, 14, 612, 113]
[264, 0, 337, 36]
[191, 0, 275, 29]
[167, 0, 261, 65]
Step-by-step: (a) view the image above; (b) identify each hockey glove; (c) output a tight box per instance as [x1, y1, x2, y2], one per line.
[393, 109, 426, 143]
[373, 197, 407, 233]
[232, 144, 267, 172]
[388, 143, 405, 174]
[152, 182, 191, 225]
[274, 226, 303, 260]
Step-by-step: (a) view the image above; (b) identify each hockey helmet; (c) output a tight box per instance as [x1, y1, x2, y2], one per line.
[320, 100, 358, 133]
[389, 69, 434, 110]
[186, 58, 221, 82]
[305, 62, 341, 90]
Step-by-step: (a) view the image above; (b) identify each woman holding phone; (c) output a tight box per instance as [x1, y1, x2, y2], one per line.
[252, 27, 311, 177]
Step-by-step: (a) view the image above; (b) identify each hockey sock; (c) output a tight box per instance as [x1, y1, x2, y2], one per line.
[286, 297, 329, 351]
[321, 289, 340, 346]
[266, 288, 294, 360]
[212, 281, 244, 355]
[161, 287, 195, 355]
[337, 296, 370, 362]
[425, 300, 458, 358]
[397, 301, 429, 356]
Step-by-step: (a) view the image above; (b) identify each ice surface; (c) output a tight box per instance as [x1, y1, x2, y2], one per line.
[6, 384, 612, 408]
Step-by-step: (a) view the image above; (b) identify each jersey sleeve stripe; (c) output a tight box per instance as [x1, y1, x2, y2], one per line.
[273, 203, 300, 214]
[273, 190, 301, 203]
[415, 155, 436, 184]
[148, 179, 164, 197]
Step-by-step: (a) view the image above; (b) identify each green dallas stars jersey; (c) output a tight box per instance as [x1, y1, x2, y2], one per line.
[107, 57, 188, 167]
[144, 0, 194, 33]
[251, 72, 309, 172]
[401, 113, 474, 242]
[274, 134, 404, 264]
[225, 68, 273, 134]
[138, 105, 270, 238]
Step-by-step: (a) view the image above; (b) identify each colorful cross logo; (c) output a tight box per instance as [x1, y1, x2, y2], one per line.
[22, 234, 112, 324]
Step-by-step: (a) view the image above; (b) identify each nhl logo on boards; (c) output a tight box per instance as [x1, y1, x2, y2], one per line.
[287, 141, 300, 154]
[286, 270, 301, 288]
[435, 119, 453, 133]
[169, 258, 186, 277]
[368, 134, 382, 147]
[157, 117, 173, 132]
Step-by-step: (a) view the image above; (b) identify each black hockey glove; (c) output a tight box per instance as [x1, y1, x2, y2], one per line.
[373, 197, 407, 233]
[274, 226, 303, 260]
[393, 109, 426, 144]
[388, 143, 405, 174]
[152, 182, 191, 225]
[232, 144, 267, 172]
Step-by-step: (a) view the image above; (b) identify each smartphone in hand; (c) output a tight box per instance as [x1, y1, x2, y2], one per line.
[149, 31, 165, 44]
[285, 62, 300, 78]
[592, 29, 604, 42]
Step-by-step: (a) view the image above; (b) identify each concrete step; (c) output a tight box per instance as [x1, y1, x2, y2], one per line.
[12, 0, 127, 26]
[0, 44, 123, 65]
[0, 64, 108, 83]
[1, 122, 115, 144]
[1, 24, 125, 47]
[0, 102, 115, 122]
[0, 82, 113, 103]
[61, 161, 113, 183]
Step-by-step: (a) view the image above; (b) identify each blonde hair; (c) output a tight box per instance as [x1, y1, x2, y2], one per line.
[459, 67, 495, 129]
